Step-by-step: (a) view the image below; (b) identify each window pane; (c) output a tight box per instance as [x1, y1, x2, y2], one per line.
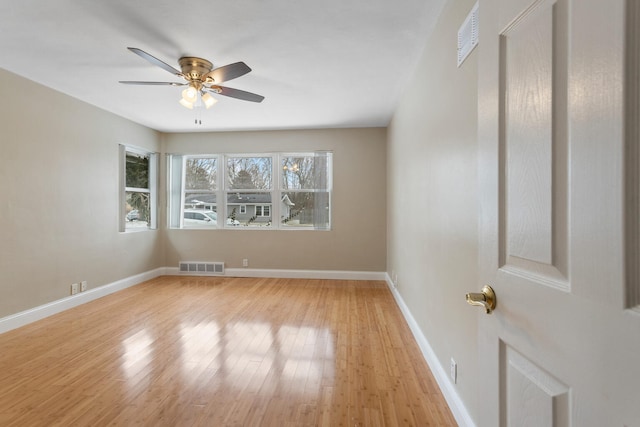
[227, 192, 272, 227]
[185, 157, 216, 191]
[226, 157, 272, 190]
[125, 191, 150, 230]
[281, 191, 330, 229]
[281, 155, 329, 190]
[125, 152, 149, 189]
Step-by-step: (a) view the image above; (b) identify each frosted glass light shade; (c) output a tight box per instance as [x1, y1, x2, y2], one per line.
[181, 86, 198, 103]
[179, 98, 194, 109]
[201, 92, 217, 109]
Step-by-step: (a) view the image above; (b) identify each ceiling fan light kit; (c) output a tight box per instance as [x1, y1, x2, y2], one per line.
[119, 47, 264, 114]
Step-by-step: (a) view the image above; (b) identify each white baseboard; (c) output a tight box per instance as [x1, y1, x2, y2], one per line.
[384, 273, 475, 427]
[0, 268, 167, 335]
[0, 267, 385, 335]
[166, 267, 387, 281]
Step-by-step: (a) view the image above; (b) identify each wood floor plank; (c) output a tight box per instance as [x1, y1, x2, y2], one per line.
[0, 276, 456, 426]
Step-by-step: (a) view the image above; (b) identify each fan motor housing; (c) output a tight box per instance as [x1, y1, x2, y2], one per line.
[178, 57, 213, 80]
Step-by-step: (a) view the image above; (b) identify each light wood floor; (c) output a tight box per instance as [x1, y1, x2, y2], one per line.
[0, 276, 456, 426]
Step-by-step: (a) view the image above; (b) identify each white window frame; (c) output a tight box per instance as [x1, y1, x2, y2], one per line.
[119, 144, 158, 232]
[279, 151, 332, 230]
[167, 151, 332, 230]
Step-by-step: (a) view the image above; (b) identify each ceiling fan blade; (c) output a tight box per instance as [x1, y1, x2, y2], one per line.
[203, 62, 251, 83]
[214, 86, 265, 103]
[127, 47, 183, 77]
[119, 81, 185, 86]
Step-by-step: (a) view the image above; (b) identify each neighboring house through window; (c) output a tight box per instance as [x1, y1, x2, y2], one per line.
[226, 155, 273, 227]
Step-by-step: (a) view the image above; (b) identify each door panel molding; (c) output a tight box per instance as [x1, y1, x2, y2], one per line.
[498, 0, 569, 291]
[500, 341, 570, 426]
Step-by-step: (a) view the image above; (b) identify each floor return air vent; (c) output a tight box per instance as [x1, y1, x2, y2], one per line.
[178, 262, 225, 275]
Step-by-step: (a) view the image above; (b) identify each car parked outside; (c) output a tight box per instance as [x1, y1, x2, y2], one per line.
[126, 209, 139, 221]
[183, 209, 240, 227]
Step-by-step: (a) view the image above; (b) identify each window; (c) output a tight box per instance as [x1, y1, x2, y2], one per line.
[120, 145, 158, 231]
[183, 157, 218, 228]
[255, 205, 270, 217]
[185, 157, 217, 210]
[168, 152, 332, 230]
[168, 156, 218, 228]
[280, 153, 331, 229]
[226, 155, 273, 228]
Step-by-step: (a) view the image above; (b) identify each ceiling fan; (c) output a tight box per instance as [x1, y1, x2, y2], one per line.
[120, 47, 264, 110]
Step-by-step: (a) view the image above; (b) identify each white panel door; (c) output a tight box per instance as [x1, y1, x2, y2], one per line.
[477, 0, 640, 425]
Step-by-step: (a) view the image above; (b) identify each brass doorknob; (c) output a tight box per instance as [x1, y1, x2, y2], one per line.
[466, 285, 496, 314]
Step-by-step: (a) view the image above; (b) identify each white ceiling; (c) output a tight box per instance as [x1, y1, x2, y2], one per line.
[0, 0, 443, 133]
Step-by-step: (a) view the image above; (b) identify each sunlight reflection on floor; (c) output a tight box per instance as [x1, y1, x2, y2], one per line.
[174, 320, 334, 395]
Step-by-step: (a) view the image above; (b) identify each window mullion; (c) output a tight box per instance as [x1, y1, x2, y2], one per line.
[272, 153, 280, 228]
[119, 145, 126, 232]
[149, 153, 158, 229]
[179, 156, 187, 229]
[217, 154, 224, 229]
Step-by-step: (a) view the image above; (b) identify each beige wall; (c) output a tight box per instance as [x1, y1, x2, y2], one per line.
[162, 128, 387, 271]
[0, 67, 386, 320]
[0, 68, 164, 318]
[387, 0, 479, 420]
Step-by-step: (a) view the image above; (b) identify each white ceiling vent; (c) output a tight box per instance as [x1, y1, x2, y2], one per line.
[179, 261, 225, 276]
[457, 1, 479, 67]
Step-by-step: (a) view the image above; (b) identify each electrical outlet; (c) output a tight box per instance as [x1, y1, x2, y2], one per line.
[450, 358, 457, 384]
[70, 283, 79, 295]
[80, 281, 87, 292]
[393, 273, 398, 288]
[242, 258, 249, 267]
